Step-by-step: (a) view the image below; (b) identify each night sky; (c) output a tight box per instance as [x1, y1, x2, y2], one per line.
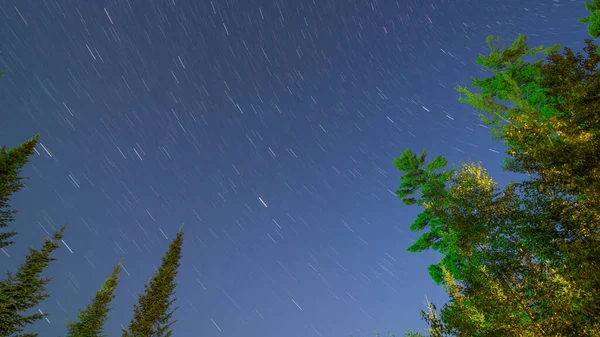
[0, 0, 591, 336]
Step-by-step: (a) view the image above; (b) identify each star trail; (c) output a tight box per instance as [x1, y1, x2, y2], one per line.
[0, 0, 590, 336]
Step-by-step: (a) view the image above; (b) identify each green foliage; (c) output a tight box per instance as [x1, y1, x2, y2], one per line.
[455, 34, 560, 149]
[535, 39, 600, 199]
[393, 149, 450, 207]
[398, 7, 600, 334]
[0, 132, 185, 336]
[0, 134, 64, 336]
[0, 74, 189, 337]
[122, 228, 184, 337]
[0, 135, 40, 249]
[0, 226, 66, 336]
[457, 31, 600, 320]
[580, 0, 600, 40]
[393, 149, 461, 285]
[456, 34, 600, 207]
[403, 330, 425, 337]
[66, 259, 123, 337]
[394, 150, 505, 287]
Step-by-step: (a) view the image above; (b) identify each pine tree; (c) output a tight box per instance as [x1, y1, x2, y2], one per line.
[401, 296, 450, 337]
[0, 225, 66, 336]
[579, 0, 600, 40]
[122, 225, 184, 337]
[0, 135, 40, 250]
[455, 29, 600, 328]
[396, 2, 600, 336]
[393, 148, 458, 285]
[66, 259, 123, 337]
[395, 151, 600, 335]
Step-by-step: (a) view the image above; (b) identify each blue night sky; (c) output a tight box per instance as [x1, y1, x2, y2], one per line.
[0, 0, 591, 336]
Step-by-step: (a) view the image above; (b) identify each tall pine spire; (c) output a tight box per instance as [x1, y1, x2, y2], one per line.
[122, 226, 184, 337]
[0, 225, 66, 336]
[66, 259, 123, 337]
[0, 134, 40, 250]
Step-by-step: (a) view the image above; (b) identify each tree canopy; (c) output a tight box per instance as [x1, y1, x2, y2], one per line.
[398, 2, 600, 336]
[122, 226, 184, 337]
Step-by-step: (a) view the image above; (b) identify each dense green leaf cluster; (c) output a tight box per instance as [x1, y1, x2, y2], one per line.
[396, 2, 600, 336]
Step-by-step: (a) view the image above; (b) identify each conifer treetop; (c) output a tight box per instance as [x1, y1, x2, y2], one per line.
[66, 259, 123, 337]
[122, 229, 184, 337]
[0, 134, 41, 249]
[0, 225, 66, 336]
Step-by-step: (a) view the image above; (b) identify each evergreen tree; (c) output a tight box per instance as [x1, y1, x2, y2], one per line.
[66, 259, 123, 337]
[0, 225, 66, 336]
[0, 134, 67, 336]
[456, 34, 600, 228]
[393, 148, 457, 285]
[395, 151, 600, 335]
[579, 0, 600, 40]
[455, 27, 600, 327]
[0, 135, 40, 250]
[393, 2, 600, 336]
[397, 4, 600, 333]
[122, 225, 184, 337]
